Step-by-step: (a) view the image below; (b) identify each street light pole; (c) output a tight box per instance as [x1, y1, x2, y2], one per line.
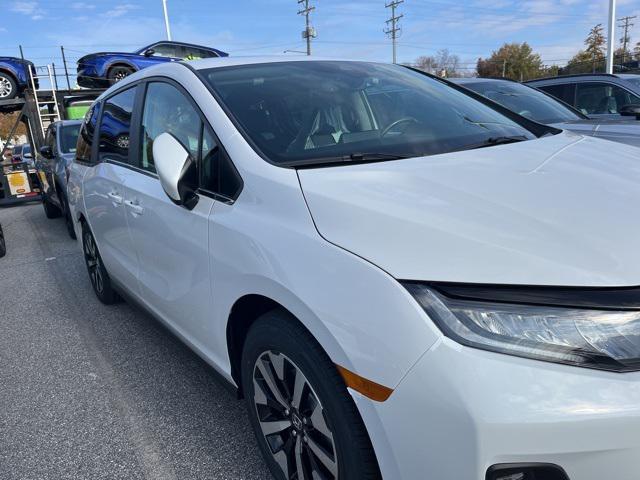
[162, 0, 172, 41]
[606, 0, 616, 74]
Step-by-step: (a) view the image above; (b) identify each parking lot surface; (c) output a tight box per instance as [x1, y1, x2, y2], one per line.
[0, 204, 270, 479]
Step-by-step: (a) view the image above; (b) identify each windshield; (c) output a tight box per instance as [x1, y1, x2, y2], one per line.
[60, 124, 80, 154]
[461, 81, 583, 124]
[201, 61, 537, 165]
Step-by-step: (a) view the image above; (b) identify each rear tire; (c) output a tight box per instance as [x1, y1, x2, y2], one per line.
[107, 65, 134, 85]
[42, 196, 62, 219]
[241, 310, 381, 480]
[81, 222, 118, 304]
[0, 72, 17, 100]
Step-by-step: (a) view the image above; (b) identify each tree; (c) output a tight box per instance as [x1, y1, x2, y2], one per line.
[476, 42, 543, 81]
[635, 42, 640, 61]
[565, 24, 606, 74]
[585, 24, 606, 63]
[415, 49, 461, 77]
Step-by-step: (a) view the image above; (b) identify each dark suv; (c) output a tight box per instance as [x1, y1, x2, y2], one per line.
[526, 74, 640, 119]
[0, 57, 37, 100]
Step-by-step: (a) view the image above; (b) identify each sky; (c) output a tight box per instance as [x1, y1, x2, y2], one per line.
[1, 0, 639, 83]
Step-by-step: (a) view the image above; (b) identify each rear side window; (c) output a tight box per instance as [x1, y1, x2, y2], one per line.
[576, 82, 640, 115]
[97, 87, 136, 164]
[539, 83, 576, 107]
[76, 102, 101, 163]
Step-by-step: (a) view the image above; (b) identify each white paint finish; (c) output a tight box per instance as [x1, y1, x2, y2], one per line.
[122, 171, 215, 345]
[81, 162, 139, 291]
[73, 59, 640, 479]
[299, 132, 640, 286]
[373, 338, 640, 479]
[153, 132, 190, 202]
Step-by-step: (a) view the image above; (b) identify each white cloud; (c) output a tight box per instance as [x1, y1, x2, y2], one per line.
[103, 3, 139, 19]
[11, 1, 45, 20]
[71, 2, 96, 9]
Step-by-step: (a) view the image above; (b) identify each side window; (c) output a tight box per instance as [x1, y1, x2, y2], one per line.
[184, 47, 217, 60]
[97, 87, 136, 164]
[539, 83, 576, 107]
[150, 43, 178, 58]
[140, 82, 201, 173]
[200, 126, 242, 200]
[76, 102, 101, 163]
[576, 82, 640, 115]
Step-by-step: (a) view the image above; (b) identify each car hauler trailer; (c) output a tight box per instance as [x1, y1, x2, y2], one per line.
[0, 65, 104, 207]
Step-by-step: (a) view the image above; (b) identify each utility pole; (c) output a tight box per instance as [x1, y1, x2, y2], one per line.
[298, 0, 316, 56]
[162, 0, 172, 41]
[618, 15, 637, 64]
[385, 0, 404, 64]
[606, 0, 616, 74]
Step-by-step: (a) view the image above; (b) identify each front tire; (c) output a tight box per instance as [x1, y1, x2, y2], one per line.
[107, 65, 134, 85]
[242, 311, 381, 480]
[0, 72, 17, 100]
[82, 222, 118, 304]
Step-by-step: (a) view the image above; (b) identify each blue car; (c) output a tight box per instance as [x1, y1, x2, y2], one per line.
[76, 41, 228, 88]
[0, 57, 37, 100]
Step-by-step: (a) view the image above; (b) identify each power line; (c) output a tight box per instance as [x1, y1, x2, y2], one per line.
[385, 0, 404, 64]
[618, 15, 637, 63]
[298, 0, 316, 56]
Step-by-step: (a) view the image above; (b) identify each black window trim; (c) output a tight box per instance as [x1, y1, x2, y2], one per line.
[136, 75, 243, 204]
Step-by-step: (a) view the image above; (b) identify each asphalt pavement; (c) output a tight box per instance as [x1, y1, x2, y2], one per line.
[0, 203, 270, 479]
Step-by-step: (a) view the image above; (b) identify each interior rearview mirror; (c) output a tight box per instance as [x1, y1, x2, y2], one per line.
[153, 132, 199, 210]
[143, 48, 155, 57]
[620, 104, 640, 120]
[39, 146, 53, 159]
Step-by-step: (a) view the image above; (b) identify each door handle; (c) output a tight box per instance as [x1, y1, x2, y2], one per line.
[107, 191, 123, 205]
[124, 199, 144, 216]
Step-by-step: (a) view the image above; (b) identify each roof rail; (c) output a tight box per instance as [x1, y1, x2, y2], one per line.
[524, 72, 619, 83]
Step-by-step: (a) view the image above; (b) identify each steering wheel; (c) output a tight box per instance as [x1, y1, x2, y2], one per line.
[381, 117, 418, 137]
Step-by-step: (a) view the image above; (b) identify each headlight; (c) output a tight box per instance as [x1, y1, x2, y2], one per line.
[403, 283, 640, 372]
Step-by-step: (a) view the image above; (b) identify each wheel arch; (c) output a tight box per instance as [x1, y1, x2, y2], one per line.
[105, 61, 138, 78]
[226, 292, 350, 398]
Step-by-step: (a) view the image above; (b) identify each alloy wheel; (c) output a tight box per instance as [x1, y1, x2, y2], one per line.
[83, 231, 103, 294]
[114, 70, 130, 82]
[253, 351, 338, 480]
[0, 77, 13, 98]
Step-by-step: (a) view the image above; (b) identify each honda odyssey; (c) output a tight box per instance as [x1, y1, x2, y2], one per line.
[67, 57, 640, 480]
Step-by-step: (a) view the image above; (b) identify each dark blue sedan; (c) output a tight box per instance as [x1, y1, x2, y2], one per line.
[76, 41, 228, 88]
[0, 57, 37, 99]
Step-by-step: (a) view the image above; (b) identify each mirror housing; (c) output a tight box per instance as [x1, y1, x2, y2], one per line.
[620, 104, 640, 120]
[153, 132, 199, 210]
[143, 48, 155, 57]
[39, 146, 53, 159]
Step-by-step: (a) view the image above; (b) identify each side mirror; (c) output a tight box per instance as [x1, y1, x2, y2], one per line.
[39, 146, 53, 159]
[620, 104, 640, 120]
[153, 132, 199, 210]
[143, 48, 155, 57]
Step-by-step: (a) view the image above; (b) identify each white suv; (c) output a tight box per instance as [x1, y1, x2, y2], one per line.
[67, 57, 640, 480]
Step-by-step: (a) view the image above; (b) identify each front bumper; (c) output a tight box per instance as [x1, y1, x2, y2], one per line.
[361, 338, 640, 480]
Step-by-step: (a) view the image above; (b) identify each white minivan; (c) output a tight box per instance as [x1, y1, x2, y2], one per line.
[67, 57, 640, 480]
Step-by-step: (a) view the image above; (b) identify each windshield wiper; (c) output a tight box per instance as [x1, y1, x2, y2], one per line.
[464, 135, 530, 151]
[287, 152, 417, 168]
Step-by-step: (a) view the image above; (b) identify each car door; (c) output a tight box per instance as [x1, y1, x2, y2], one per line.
[39, 125, 58, 204]
[122, 79, 214, 342]
[82, 86, 140, 292]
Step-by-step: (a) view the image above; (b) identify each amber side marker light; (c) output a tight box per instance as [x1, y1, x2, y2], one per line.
[336, 365, 394, 402]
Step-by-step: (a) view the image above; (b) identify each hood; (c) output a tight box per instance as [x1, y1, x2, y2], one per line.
[551, 118, 640, 148]
[298, 132, 640, 287]
[78, 52, 137, 63]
